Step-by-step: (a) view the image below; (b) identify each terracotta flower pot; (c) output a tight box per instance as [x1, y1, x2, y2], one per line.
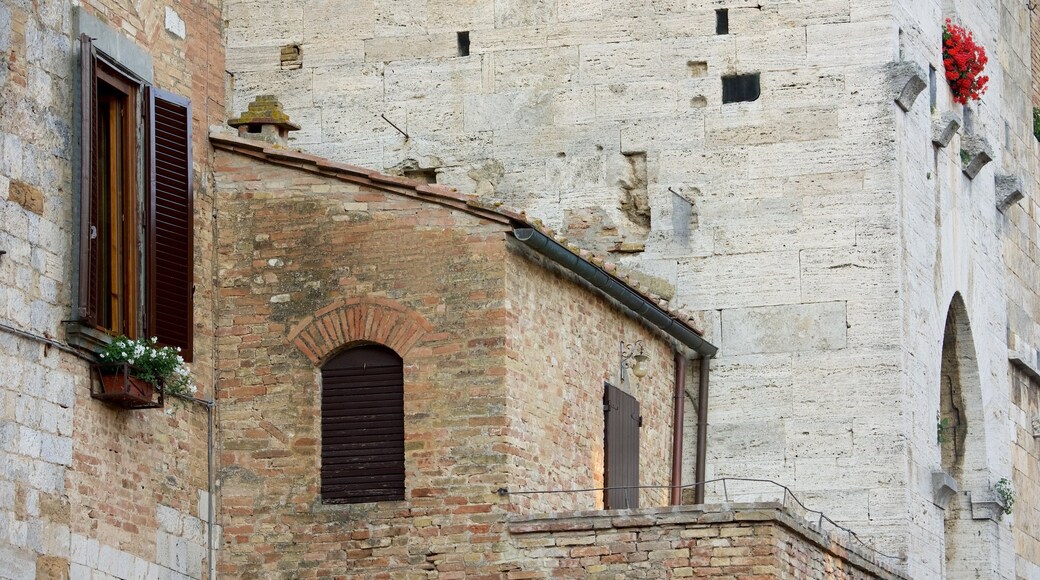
[91, 363, 163, 409]
[100, 371, 155, 400]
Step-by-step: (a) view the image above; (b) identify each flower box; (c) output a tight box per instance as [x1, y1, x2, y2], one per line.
[90, 362, 165, 409]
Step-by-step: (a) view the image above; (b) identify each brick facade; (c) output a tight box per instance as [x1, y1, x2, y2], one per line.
[210, 137, 705, 577]
[1, 0, 224, 576]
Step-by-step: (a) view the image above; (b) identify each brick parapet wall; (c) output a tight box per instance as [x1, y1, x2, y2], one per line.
[507, 503, 909, 579]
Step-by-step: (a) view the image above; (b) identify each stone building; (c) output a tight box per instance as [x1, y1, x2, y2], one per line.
[220, 0, 1040, 579]
[1, 0, 224, 577]
[4, 0, 1040, 578]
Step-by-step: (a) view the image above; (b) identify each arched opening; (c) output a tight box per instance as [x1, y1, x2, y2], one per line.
[939, 294, 988, 578]
[320, 344, 404, 504]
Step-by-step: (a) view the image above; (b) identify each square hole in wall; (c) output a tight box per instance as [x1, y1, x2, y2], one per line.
[280, 44, 302, 70]
[716, 9, 729, 35]
[457, 31, 470, 57]
[722, 73, 760, 103]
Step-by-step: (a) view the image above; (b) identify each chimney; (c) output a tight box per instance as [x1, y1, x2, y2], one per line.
[228, 95, 300, 146]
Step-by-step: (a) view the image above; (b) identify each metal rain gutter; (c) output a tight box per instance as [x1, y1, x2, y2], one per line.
[512, 227, 718, 358]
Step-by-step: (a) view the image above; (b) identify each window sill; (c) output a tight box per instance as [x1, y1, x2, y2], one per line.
[64, 321, 113, 358]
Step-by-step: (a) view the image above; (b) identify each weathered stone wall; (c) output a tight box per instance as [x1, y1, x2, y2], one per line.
[0, 0, 224, 576]
[1011, 365, 1040, 579]
[507, 503, 908, 579]
[504, 249, 679, 513]
[223, 0, 913, 571]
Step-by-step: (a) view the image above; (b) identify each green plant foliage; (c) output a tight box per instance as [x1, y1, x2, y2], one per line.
[995, 477, 1015, 515]
[937, 416, 950, 444]
[1033, 107, 1040, 142]
[98, 336, 196, 397]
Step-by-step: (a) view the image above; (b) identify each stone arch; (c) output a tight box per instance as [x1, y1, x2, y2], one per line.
[288, 297, 433, 364]
[939, 293, 993, 579]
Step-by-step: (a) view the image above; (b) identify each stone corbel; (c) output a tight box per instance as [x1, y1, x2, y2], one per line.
[932, 471, 959, 510]
[968, 490, 1006, 521]
[996, 174, 1025, 213]
[1032, 417, 1040, 439]
[932, 112, 961, 148]
[887, 61, 928, 112]
[961, 135, 993, 179]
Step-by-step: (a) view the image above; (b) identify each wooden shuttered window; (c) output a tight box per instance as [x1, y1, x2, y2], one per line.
[147, 88, 194, 361]
[77, 35, 194, 359]
[604, 383, 641, 510]
[321, 345, 405, 504]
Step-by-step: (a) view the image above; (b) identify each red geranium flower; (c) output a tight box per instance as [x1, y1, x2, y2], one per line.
[942, 20, 988, 104]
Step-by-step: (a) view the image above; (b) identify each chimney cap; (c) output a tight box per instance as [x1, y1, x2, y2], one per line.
[228, 95, 301, 131]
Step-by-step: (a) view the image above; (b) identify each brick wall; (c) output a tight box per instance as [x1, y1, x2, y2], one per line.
[213, 149, 516, 577]
[504, 249, 678, 513]
[211, 144, 689, 576]
[507, 504, 908, 579]
[0, 0, 224, 576]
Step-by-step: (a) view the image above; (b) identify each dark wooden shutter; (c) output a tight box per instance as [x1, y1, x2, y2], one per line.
[604, 383, 640, 510]
[146, 87, 193, 360]
[321, 345, 405, 503]
[77, 34, 100, 323]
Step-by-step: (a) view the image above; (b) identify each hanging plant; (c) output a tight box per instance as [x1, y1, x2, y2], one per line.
[942, 19, 989, 104]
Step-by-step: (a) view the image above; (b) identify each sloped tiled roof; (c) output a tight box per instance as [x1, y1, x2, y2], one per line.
[210, 132, 706, 339]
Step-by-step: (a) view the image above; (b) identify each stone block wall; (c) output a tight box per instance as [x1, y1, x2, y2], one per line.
[506, 503, 908, 579]
[1011, 365, 1040, 579]
[0, 0, 224, 577]
[223, 3, 911, 568]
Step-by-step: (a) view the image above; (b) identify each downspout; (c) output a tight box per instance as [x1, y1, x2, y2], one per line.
[177, 394, 216, 579]
[670, 351, 687, 505]
[694, 355, 711, 505]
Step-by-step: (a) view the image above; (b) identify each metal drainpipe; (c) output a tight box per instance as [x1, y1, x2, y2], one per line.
[206, 400, 216, 580]
[176, 394, 216, 579]
[670, 351, 687, 505]
[694, 355, 711, 505]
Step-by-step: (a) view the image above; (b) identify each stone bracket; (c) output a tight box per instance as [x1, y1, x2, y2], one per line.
[932, 471, 959, 510]
[961, 135, 993, 179]
[968, 491, 1006, 521]
[887, 61, 927, 112]
[1032, 417, 1040, 439]
[996, 174, 1025, 213]
[932, 112, 961, 148]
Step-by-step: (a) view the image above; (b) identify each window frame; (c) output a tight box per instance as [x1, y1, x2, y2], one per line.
[74, 33, 194, 360]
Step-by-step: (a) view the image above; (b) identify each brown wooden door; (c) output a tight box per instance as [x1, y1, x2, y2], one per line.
[604, 383, 640, 509]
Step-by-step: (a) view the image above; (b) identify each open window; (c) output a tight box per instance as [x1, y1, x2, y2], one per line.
[76, 34, 194, 359]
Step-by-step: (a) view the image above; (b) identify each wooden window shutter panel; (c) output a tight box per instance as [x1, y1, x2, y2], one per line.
[146, 87, 194, 360]
[604, 383, 640, 510]
[77, 34, 100, 324]
[321, 346, 405, 504]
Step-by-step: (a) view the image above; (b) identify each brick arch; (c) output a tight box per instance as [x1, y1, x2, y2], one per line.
[288, 297, 433, 364]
